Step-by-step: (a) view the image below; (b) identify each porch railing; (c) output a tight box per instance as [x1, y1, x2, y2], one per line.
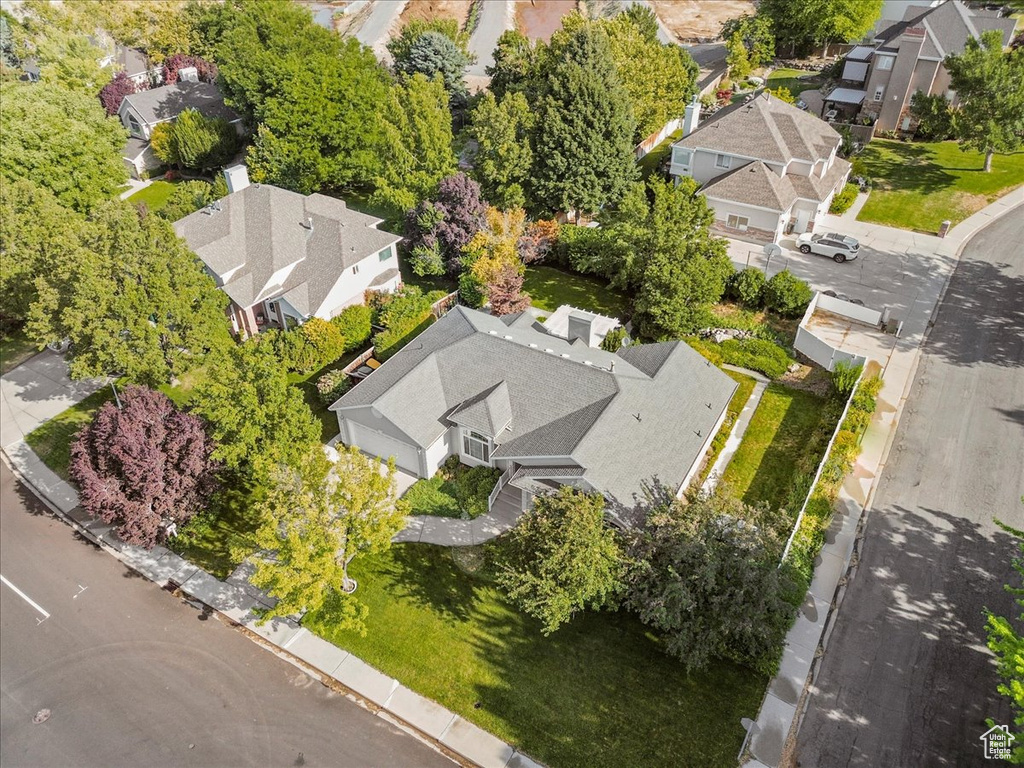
[488, 465, 514, 512]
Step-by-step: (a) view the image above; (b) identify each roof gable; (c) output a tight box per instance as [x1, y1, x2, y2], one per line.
[448, 381, 513, 437]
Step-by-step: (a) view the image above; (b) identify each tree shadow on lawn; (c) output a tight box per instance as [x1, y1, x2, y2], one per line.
[465, 604, 765, 768]
[862, 143, 958, 194]
[381, 542, 485, 623]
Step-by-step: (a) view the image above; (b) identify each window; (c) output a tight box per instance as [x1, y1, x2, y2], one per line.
[672, 147, 692, 167]
[873, 85, 885, 102]
[726, 214, 749, 231]
[352, 264, 360, 275]
[127, 113, 143, 138]
[876, 55, 894, 71]
[462, 430, 490, 463]
[378, 245, 393, 262]
[715, 153, 732, 169]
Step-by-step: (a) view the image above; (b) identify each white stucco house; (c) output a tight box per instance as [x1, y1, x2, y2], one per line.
[174, 170, 403, 337]
[328, 305, 736, 525]
[669, 92, 852, 244]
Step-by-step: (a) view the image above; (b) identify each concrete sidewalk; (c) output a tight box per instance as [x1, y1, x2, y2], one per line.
[740, 189, 1023, 767]
[0, 355, 543, 768]
[700, 366, 770, 497]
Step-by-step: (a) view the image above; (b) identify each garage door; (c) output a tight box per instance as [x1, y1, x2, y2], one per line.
[348, 422, 421, 475]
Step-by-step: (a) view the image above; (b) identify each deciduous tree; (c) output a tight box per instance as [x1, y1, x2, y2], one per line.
[27, 201, 232, 383]
[944, 30, 1024, 172]
[467, 91, 535, 209]
[624, 494, 796, 673]
[171, 108, 240, 172]
[757, 0, 881, 56]
[494, 486, 623, 634]
[249, 445, 407, 629]
[405, 173, 488, 276]
[721, 15, 775, 70]
[486, 266, 531, 316]
[99, 70, 144, 116]
[0, 83, 127, 212]
[70, 386, 219, 549]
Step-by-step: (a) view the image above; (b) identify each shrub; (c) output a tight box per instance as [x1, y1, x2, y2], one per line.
[729, 267, 766, 308]
[331, 305, 372, 351]
[316, 369, 351, 406]
[764, 270, 813, 317]
[159, 180, 216, 221]
[453, 465, 501, 519]
[719, 337, 794, 379]
[371, 286, 438, 360]
[601, 327, 627, 352]
[829, 183, 859, 215]
[458, 271, 486, 308]
[830, 360, 862, 396]
[301, 318, 346, 367]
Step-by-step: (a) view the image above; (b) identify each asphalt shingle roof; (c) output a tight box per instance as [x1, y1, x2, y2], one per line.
[676, 93, 842, 165]
[121, 81, 238, 125]
[173, 184, 402, 316]
[332, 307, 736, 506]
[702, 160, 798, 212]
[877, 0, 1015, 56]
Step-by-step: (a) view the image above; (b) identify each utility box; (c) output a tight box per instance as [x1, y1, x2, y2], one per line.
[939, 219, 951, 238]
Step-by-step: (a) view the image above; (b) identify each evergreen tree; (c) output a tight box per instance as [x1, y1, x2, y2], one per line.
[171, 108, 240, 172]
[393, 30, 472, 110]
[532, 25, 637, 219]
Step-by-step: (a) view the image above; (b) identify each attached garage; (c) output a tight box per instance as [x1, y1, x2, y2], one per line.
[346, 421, 421, 475]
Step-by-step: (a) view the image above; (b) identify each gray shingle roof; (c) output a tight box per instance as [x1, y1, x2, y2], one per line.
[332, 306, 736, 505]
[787, 157, 852, 203]
[877, 0, 1015, 57]
[701, 161, 798, 212]
[676, 93, 841, 165]
[173, 184, 402, 316]
[121, 81, 238, 125]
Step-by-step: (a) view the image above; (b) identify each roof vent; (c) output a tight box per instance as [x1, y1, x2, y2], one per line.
[560, 353, 571, 359]
[528, 343, 537, 348]
[544, 348, 554, 354]
[488, 330, 498, 335]
[583, 360, 592, 366]
[503, 335, 513, 340]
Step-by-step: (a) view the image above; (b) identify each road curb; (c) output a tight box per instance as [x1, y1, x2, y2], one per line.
[0, 446, 543, 768]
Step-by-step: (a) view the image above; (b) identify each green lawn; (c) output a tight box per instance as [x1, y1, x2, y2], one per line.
[305, 543, 765, 768]
[0, 327, 39, 375]
[766, 68, 823, 97]
[856, 139, 1024, 232]
[718, 384, 829, 512]
[522, 265, 628, 318]
[126, 180, 180, 212]
[637, 128, 683, 180]
[25, 385, 116, 479]
[168, 484, 262, 579]
[690, 369, 758, 492]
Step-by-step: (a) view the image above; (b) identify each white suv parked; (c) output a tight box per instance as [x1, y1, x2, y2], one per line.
[797, 232, 861, 263]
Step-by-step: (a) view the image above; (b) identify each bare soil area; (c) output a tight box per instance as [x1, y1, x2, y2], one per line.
[649, 0, 755, 41]
[516, 0, 578, 42]
[399, 0, 474, 30]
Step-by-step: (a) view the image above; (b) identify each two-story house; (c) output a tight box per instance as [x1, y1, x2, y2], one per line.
[174, 167, 403, 338]
[839, 0, 1015, 133]
[669, 93, 851, 244]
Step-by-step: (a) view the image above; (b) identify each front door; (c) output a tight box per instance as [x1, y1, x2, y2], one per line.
[794, 207, 812, 234]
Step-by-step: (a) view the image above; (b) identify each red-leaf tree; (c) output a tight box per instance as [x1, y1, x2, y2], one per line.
[162, 53, 219, 85]
[70, 386, 219, 549]
[487, 265, 531, 316]
[99, 71, 146, 116]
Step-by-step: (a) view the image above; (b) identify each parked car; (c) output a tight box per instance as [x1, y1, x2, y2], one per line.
[797, 232, 860, 263]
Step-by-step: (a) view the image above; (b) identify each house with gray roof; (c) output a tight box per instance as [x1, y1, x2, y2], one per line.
[329, 305, 736, 525]
[174, 173, 403, 337]
[669, 92, 851, 244]
[840, 0, 1015, 133]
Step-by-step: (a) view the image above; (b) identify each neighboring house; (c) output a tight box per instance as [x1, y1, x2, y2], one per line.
[116, 45, 160, 87]
[669, 93, 851, 244]
[329, 305, 735, 525]
[119, 79, 240, 178]
[839, 0, 1015, 133]
[19, 57, 40, 82]
[174, 169, 403, 337]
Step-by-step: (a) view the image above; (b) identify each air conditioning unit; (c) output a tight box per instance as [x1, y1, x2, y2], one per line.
[177, 66, 199, 83]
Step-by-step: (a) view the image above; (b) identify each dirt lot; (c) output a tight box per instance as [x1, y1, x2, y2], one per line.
[516, 0, 578, 42]
[649, 0, 755, 41]
[399, 0, 474, 31]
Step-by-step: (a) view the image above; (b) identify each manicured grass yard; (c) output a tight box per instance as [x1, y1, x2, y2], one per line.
[168, 484, 262, 579]
[306, 543, 766, 768]
[523, 265, 628, 318]
[126, 180, 180, 212]
[766, 67, 823, 98]
[856, 140, 1024, 232]
[0, 327, 39, 375]
[718, 383, 830, 512]
[25, 386, 116, 479]
[690, 369, 757, 491]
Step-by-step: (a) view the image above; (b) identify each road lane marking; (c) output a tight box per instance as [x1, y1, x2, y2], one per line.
[73, 585, 88, 599]
[0, 574, 51, 622]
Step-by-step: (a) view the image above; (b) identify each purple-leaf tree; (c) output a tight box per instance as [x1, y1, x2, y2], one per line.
[163, 53, 219, 85]
[405, 173, 488, 276]
[99, 71, 146, 116]
[70, 386, 219, 549]
[487, 265, 531, 316]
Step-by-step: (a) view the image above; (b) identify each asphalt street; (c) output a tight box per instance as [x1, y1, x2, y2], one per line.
[466, 0, 512, 78]
[793, 211, 1024, 766]
[0, 463, 453, 768]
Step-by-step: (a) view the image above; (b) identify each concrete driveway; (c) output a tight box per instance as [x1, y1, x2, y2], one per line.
[724, 214, 957, 341]
[0, 351, 105, 450]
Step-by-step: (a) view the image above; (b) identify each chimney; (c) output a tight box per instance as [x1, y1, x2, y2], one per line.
[567, 311, 596, 347]
[683, 95, 701, 136]
[223, 164, 250, 194]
